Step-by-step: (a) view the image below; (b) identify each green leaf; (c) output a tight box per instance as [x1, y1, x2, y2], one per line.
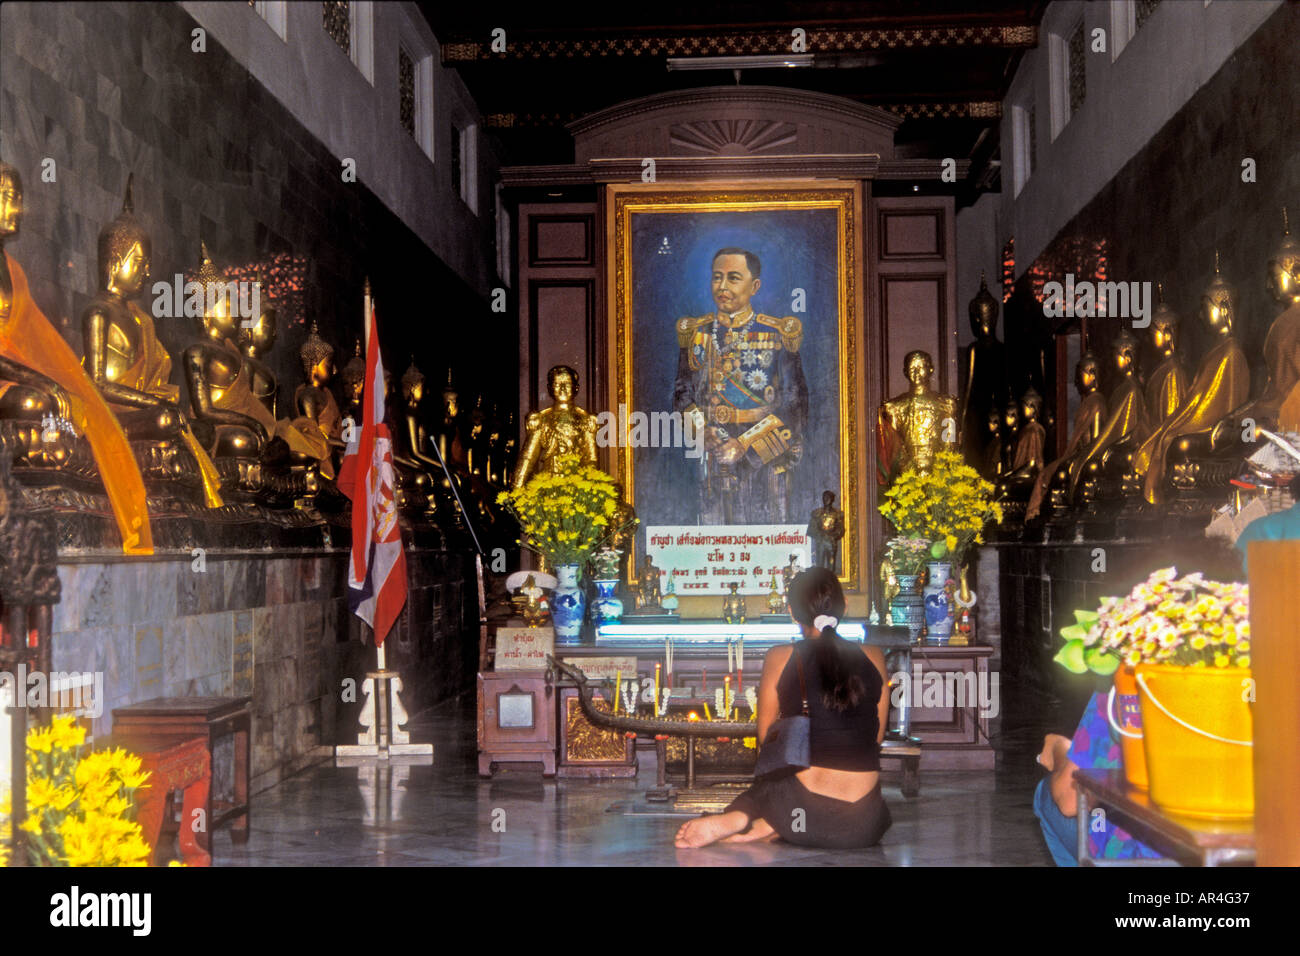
[1073, 609, 1100, 626]
[1054, 639, 1088, 674]
[1059, 623, 1089, 642]
[1084, 646, 1120, 676]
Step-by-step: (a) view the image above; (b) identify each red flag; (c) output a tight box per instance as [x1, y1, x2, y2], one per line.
[338, 304, 407, 646]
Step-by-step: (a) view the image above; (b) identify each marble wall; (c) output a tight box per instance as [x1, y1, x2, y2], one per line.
[49, 549, 474, 792]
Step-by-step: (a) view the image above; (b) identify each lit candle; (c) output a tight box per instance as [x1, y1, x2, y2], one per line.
[654, 662, 661, 712]
[724, 674, 732, 719]
[703, 702, 713, 721]
[727, 640, 734, 674]
[613, 670, 621, 715]
[666, 638, 673, 689]
[737, 637, 744, 695]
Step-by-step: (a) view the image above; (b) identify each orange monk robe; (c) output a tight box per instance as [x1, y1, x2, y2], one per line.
[2, 253, 152, 553]
[1025, 390, 1107, 521]
[1134, 337, 1250, 505]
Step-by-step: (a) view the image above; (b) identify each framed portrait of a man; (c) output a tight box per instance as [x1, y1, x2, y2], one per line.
[607, 183, 861, 596]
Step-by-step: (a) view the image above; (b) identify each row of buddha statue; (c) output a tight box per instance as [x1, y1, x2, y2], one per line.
[0, 163, 517, 553]
[967, 215, 1300, 525]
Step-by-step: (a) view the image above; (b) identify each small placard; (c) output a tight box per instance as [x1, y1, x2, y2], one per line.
[495, 626, 555, 670]
[559, 656, 637, 681]
[498, 692, 535, 729]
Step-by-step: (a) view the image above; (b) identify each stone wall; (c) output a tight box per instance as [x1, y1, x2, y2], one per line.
[49, 549, 474, 792]
[0, 0, 510, 412]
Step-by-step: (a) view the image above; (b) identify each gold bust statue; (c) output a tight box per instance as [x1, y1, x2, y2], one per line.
[80, 177, 224, 507]
[1144, 288, 1190, 429]
[1133, 255, 1251, 504]
[877, 350, 958, 482]
[0, 162, 153, 553]
[1071, 329, 1150, 503]
[511, 364, 599, 490]
[1026, 352, 1106, 521]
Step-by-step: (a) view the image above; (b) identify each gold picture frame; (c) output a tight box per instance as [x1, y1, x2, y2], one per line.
[606, 181, 862, 593]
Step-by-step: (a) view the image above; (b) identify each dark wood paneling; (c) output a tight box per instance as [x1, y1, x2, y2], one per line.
[527, 279, 597, 412]
[879, 275, 949, 396]
[529, 215, 594, 267]
[878, 208, 944, 260]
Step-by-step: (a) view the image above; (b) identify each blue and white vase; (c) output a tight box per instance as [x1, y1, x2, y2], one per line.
[592, 579, 624, 625]
[890, 573, 926, 644]
[552, 563, 587, 643]
[923, 561, 954, 643]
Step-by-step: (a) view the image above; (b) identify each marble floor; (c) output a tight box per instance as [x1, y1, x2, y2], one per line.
[211, 697, 1057, 867]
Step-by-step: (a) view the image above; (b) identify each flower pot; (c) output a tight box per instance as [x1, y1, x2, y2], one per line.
[1135, 663, 1253, 820]
[889, 573, 925, 644]
[922, 561, 954, 643]
[592, 579, 624, 625]
[551, 563, 587, 643]
[1107, 664, 1148, 790]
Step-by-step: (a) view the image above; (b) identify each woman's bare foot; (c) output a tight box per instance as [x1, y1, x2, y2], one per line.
[675, 810, 750, 848]
[722, 817, 778, 844]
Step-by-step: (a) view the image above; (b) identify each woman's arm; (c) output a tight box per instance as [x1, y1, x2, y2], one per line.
[756, 644, 792, 743]
[863, 645, 890, 744]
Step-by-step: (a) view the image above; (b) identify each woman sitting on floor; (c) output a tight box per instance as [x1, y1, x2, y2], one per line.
[675, 567, 892, 849]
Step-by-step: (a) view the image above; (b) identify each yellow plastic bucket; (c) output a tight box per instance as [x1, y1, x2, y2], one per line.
[1107, 665, 1148, 790]
[1136, 664, 1253, 820]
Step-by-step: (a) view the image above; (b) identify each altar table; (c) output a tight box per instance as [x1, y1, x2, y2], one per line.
[97, 733, 211, 867]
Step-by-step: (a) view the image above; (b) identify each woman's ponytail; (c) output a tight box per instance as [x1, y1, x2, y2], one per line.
[788, 568, 863, 713]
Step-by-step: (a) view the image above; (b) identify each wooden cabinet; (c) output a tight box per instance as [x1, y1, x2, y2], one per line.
[477, 671, 557, 776]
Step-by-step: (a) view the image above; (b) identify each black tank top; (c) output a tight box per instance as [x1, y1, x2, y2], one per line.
[776, 637, 883, 772]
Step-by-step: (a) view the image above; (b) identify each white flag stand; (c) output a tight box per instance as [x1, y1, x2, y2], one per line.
[335, 638, 434, 761]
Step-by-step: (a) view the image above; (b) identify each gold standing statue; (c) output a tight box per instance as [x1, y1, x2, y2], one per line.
[511, 364, 599, 490]
[877, 350, 958, 484]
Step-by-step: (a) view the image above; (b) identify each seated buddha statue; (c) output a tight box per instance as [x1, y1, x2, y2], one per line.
[998, 388, 1047, 499]
[979, 407, 1004, 481]
[293, 321, 345, 479]
[960, 273, 1011, 466]
[339, 338, 364, 427]
[0, 161, 153, 554]
[387, 360, 440, 519]
[235, 302, 331, 477]
[997, 397, 1021, 480]
[1071, 329, 1150, 504]
[1241, 209, 1300, 431]
[80, 176, 223, 508]
[1133, 256, 1251, 504]
[1144, 288, 1190, 433]
[182, 243, 325, 490]
[466, 394, 490, 482]
[1026, 353, 1106, 521]
[877, 350, 958, 486]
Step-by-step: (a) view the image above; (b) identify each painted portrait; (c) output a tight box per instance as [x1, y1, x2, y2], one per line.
[609, 185, 860, 591]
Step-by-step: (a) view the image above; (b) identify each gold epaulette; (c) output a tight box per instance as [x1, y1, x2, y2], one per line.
[755, 314, 803, 353]
[676, 314, 713, 348]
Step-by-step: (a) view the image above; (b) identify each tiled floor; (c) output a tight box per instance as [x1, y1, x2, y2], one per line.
[212, 698, 1058, 867]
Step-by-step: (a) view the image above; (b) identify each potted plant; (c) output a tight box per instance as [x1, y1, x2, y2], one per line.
[1057, 569, 1253, 817]
[497, 455, 629, 642]
[879, 450, 1001, 642]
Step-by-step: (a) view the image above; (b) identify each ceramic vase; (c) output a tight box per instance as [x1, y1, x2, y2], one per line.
[592, 579, 624, 625]
[889, 573, 925, 644]
[923, 561, 954, 643]
[551, 563, 586, 643]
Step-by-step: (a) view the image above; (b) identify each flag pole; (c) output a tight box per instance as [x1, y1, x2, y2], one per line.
[364, 277, 387, 674]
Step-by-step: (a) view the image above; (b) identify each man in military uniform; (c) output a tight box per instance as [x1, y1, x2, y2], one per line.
[673, 248, 809, 524]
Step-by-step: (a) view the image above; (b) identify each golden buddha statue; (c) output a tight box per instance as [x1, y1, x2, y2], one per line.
[339, 338, 364, 424]
[1251, 209, 1300, 430]
[80, 176, 223, 507]
[511, 364, 599, 491]
[609, 481, 638, 589]
[0, 162, 153, 554]
[999, 388, 1046, 498]
[1025, 352, 1106, 521]
[960, 273, 1011, 464]
[182, 242, 326, 475]
[998, 397, 1021, 480]
[389, 360, 440, 517]
[234, 302, 331, 477]
[1071, 329, 1150, 503]
[1133, 255, 1251, 504]
[466, 394, 490, 481]
[877, 350, 958, 484]
[1144, 287, 1190, 429]
[293, 322, 345, 478]
[435, 371, 470, 486]
[980, 408, 1004, 481]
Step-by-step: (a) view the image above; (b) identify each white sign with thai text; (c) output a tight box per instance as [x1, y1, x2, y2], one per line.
[645, 525, 811, 596]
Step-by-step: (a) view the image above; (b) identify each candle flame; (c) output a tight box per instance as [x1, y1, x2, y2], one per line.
[688, 711, 700, 721]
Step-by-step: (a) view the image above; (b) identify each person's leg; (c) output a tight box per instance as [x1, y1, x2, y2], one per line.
[675, 783, 769, 848]
[1033, 777, 1079, 866]
[785, 781, 891, 849]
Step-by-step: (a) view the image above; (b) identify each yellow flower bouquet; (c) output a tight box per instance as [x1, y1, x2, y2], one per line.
[496, 455, 630, 569]
[4, 714, 153, 867]
[878, 450, 1002, 563]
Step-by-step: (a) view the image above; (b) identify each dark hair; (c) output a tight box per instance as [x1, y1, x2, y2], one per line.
[786, 567, 863, 712]
[711, 247, 762, 279]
